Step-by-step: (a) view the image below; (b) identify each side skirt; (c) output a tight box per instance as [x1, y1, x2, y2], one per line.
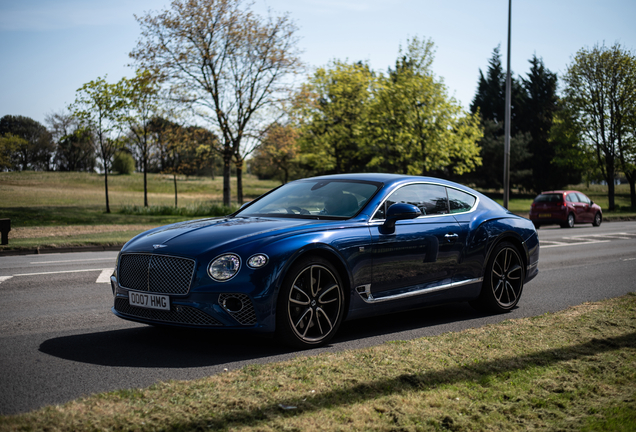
[355, 278, 484, 304]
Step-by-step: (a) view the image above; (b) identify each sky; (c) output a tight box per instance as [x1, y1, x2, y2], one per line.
[1, 0, 635, 127]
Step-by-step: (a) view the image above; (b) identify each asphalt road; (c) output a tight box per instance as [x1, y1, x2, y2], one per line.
[1, 221, 635, 415]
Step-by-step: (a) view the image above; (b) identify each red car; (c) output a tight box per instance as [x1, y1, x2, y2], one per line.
[529, 190, 602, 228]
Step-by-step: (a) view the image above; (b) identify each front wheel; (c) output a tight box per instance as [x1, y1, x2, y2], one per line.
[592, 212, 602, 227]
[276, 257, 345, 349]
[471, 242, 524, 313]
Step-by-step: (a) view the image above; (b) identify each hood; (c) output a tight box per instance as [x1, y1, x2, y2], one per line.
[121, 216, 324, 255]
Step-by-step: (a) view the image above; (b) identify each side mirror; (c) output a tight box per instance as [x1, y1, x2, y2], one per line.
[381, 203, 421, 234]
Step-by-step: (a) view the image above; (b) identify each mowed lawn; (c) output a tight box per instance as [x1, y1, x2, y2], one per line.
[1, 171, 635, 250]
[0, 171, 279, 209]
[0, 171, 280, 249]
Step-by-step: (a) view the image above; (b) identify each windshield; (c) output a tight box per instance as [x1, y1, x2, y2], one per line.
[534, 193, 563, 204]
[237, 179, 381, 219]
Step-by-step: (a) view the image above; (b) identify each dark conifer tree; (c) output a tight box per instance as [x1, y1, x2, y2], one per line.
[465, 47, 531, 190]
[520, 55, 574, 192]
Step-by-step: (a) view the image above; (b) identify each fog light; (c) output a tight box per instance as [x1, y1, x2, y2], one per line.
[222, 296, 243, 312]
[247, 254, 268, 268]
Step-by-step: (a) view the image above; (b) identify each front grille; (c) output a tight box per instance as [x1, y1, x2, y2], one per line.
[218, 293, 258, 326]
[114, 298, 222, 326]
[118, 254, 195, 295]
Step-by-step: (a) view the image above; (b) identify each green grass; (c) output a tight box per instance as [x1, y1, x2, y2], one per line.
[0, 206, 194, 227]
[1, 293, 634, 431]
[1, 172, 635, 251]
[0, 171, 279, 209]
[2, 230, 152, 249]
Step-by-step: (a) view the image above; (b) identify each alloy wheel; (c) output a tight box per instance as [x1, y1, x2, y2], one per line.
[489, 245, 523, 309]
[286, 263, 343, 345]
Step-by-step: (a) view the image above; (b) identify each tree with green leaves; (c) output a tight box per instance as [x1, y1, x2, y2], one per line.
[549, 100, 595, 186]
[367, 37, 482, 176]
[251, 123, 300, 183]
[297, 60, 376, 174]
[0, 115, 54, 171]
[118, 70, 162, 207]
[563, 43, 636, 210]
[0, 134, 25, 171]
[46, 110, 96, 172]
[130, 0, 302, 206]
[71, 76, 125, 213]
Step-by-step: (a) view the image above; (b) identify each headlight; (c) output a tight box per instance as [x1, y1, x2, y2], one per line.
[208, 254, 241, 281]
[113, 251, 121, 278]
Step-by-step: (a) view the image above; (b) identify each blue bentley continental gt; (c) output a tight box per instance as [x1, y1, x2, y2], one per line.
[111, 174, 539, 348]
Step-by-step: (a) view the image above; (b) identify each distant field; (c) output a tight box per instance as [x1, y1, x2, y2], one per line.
[0, 171, 280, 208]
[1, 171, 634, 250]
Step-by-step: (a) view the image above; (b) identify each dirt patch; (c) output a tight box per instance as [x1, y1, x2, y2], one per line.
[10, 225, 160, 239]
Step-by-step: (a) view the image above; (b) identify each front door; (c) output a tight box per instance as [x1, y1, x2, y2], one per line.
[368, 183, 466, 297]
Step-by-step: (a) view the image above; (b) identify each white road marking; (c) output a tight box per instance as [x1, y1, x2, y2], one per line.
[540, 231, 636, 249]
[12, 268, 114, 277]
[0, 276, 13, 284]
[30, 258, 115, 265]
[96, 269, 113, 283]
[541, 240, 610, 249]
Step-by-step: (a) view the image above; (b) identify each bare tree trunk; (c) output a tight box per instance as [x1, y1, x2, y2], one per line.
[605, 157, 616, 211]
[625, 171, 636, 209]
[223, 156, 231, 207]
[173, 173, 178, 207]
[235, 158, 244, 205]
[104, 169, 110, 214]
[143, 159, 148, 207]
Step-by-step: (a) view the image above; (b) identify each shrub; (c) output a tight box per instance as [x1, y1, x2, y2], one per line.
[112, 152, 135, 175]
[118, 203, 238, 217]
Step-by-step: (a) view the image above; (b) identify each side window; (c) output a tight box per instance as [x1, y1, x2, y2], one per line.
[566, 194, 574, 202]
[447, 188, 476, 213]
[373, 184, 449, 219]
[576, 193, 590, 204]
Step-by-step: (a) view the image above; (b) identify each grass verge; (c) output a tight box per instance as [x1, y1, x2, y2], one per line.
[1, 229, 151, 250]
[1, 293, 634, 431]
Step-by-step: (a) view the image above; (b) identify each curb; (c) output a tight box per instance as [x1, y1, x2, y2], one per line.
[0, 244, 124, 257]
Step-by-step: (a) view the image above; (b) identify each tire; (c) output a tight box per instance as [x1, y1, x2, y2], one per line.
[561, 213, 575, 228]
[471, 241, 524, 313]
[592, 212, 602, 227]
[276, 256, 345, 349]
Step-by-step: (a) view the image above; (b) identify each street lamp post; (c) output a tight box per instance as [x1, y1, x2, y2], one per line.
[503, 0, 512, 209]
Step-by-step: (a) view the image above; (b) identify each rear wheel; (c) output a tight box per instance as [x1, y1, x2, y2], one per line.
[471, 242, 524, 313]
[592, 212, 602, 227]
[561, 213, 575, 228]
[276, 256, 345, 349]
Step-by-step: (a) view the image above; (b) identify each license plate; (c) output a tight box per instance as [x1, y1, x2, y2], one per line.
[129, 291, 170, 311]
[539, 213, 551, 218]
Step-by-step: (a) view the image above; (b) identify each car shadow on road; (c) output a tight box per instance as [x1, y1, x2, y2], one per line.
[38, 302, 494, 368]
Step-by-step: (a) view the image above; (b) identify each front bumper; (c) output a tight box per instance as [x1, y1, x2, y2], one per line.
[110, 275, 266, 331]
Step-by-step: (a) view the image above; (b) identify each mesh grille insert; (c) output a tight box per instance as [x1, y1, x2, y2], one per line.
[114, 298, 222, 326]
[119, 254, 195, 295]
[219, 293, 258, 326]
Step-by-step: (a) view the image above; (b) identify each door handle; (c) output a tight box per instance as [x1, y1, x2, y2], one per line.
[444, 233, 459, 241]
